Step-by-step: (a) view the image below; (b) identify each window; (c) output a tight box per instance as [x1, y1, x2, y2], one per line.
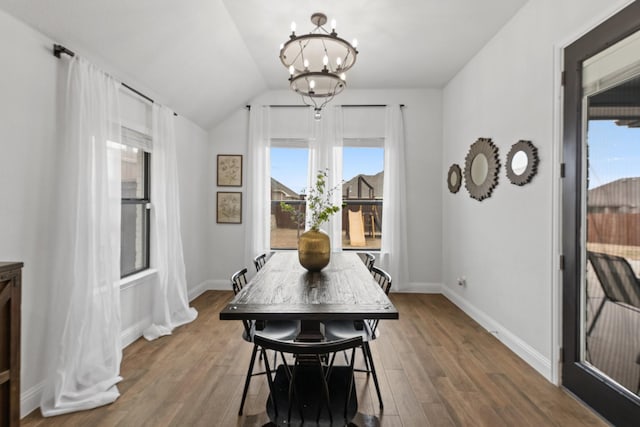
[267, 106, 386, 251]
[342, 146, 384, 250]
[270, 146, 309, 249]
[120, 128, 151, 277]
[269, 144, 385, 251]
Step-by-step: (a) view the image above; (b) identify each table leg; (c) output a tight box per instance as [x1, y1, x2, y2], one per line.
[296, 320, 324, 342]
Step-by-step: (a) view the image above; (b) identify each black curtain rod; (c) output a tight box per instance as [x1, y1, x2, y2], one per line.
[245, 104, 405, 110]
[53, 44, 177, 116]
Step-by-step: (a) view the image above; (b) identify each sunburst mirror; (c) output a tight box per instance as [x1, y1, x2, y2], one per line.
[447, 164, 462, 193]
[506, 140, 539, 186]
[463, 137, 500, 201]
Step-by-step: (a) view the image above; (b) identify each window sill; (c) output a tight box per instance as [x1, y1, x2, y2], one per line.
[120, 268, 157, 290]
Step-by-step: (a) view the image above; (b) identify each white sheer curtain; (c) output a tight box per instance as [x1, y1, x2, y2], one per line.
[143, 105, 198, 340]
[41, 56, 123, 416]
[245, 106, 272, 265]
[307, 106, 343, 248]
[380, 105, 410, 290]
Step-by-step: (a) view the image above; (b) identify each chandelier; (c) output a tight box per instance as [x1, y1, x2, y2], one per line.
[279, 12, 359, 119]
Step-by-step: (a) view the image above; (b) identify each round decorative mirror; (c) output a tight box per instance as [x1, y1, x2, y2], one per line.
[447, 164, 462, 193]
[506, 140, 539, 186]
[463, 137, 500, 201]
[470, 153, 489, 185]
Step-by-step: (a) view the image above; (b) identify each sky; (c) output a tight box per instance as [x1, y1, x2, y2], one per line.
[587, 120, 640, 189]
[271, 147, 384, 193]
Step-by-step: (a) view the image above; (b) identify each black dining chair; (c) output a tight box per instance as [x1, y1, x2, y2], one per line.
[230, 268, 300, 415]
[322, 265, 392, 409]
[361, 252, 376, 271]
[253, 253, 268, 272]
[255, 334, 362, 426]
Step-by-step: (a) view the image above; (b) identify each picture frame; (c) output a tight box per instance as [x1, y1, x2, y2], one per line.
[217, 154, 243, 187]
[217, 192, 242, 224]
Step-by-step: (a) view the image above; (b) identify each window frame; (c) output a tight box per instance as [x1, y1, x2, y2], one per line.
[121, 149, 151, 278]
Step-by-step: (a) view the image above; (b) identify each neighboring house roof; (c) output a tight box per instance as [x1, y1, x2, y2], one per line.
[588, 177, 640, 209]
[271, 177, 301, 199]
[343, 172, 384, 199]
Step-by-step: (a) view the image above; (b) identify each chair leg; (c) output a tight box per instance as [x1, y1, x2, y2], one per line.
[262, 348, 278, 419]
[344, 347, 357, 422]
[361, 346, 370, 372]
[316, 358, 333, 424]
[587, 298, 607, 337]
[364, 342, 384, 410]
[288, 363, 304, 424]
[239, 344, 259, 415]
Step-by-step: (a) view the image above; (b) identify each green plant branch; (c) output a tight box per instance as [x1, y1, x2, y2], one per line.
[280, 169, 344, 232]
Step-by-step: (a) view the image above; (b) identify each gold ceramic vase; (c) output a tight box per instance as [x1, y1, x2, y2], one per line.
[298, 229, 330, 272]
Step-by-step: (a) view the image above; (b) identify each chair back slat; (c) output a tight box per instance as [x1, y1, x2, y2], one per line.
[231, 268, 249, 295]
[254, 253, 268, 272]
[371, 266, 392, 295]
[230, 268, 252, 335]
[362, 252, 375, 271]
[369, 266, 392, 335]
[588, 251, 640, 308]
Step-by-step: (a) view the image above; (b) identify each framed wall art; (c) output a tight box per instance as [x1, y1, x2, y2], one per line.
[217, 192, 242, 224]
[217, 154, 243, 187]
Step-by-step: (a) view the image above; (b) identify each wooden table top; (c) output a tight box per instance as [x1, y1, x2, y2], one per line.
[219, 252, 399, 321]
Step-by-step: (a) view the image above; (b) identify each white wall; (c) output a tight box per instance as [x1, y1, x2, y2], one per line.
[441, 0, 634, 382]
[0, 9, 211, 417]
[208, 88, 443, 291]
[0, 7, 60, 416]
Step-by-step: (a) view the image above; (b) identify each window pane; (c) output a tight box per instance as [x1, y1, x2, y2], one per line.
[121, 203, 149, 277]
[271, 147, 308, 249]
[342, 147, 384, 250]
[122, 146, 145, 199]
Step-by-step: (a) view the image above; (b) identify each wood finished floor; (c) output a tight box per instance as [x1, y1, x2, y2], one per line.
[22, 292, 608, 427]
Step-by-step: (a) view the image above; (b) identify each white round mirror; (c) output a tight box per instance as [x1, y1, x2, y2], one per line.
[506, 140, 539, 186]
[450, 171, 458, 186]
[471, 153, 489, 185]
[511, 151, 528, 175]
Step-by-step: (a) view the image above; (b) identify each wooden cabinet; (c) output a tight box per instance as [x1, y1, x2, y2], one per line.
[0, 262, 22, 427]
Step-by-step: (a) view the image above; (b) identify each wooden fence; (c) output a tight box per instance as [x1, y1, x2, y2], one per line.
[587, 213, 640, 246]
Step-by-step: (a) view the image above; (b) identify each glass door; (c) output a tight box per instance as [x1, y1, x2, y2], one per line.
[562, 3, 640, 426]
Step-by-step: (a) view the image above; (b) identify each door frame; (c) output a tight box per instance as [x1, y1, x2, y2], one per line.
[562, 2, 640, 425]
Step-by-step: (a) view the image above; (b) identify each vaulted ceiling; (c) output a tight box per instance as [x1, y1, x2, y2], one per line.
[0, 0, 528, 130]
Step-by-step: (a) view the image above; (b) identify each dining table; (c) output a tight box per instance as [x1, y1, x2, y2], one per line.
[219, 251, 399, 341]
[220, 251, 397, 424]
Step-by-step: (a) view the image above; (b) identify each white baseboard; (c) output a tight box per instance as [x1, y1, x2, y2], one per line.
[393, 282, 443, 293]
[120, 316, 152, 348]
[189, 279, 217, 301]
[441, 286, 552, 381]
[21, 381, 44, 418]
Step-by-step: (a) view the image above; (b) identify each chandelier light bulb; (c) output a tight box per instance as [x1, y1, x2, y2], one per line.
[289, 65, 295, 76]
[279, 43, 284, 50]
[309, 80, 316, 89]
[323, 55, 329, 66]
[336, 57, 342, 67]
[340, 73, 346, 81]
[352, 38, 358, 48]
[331, 19, 337, 31]
[303, 59, 309, 69]
[291, 21, 296, 32]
